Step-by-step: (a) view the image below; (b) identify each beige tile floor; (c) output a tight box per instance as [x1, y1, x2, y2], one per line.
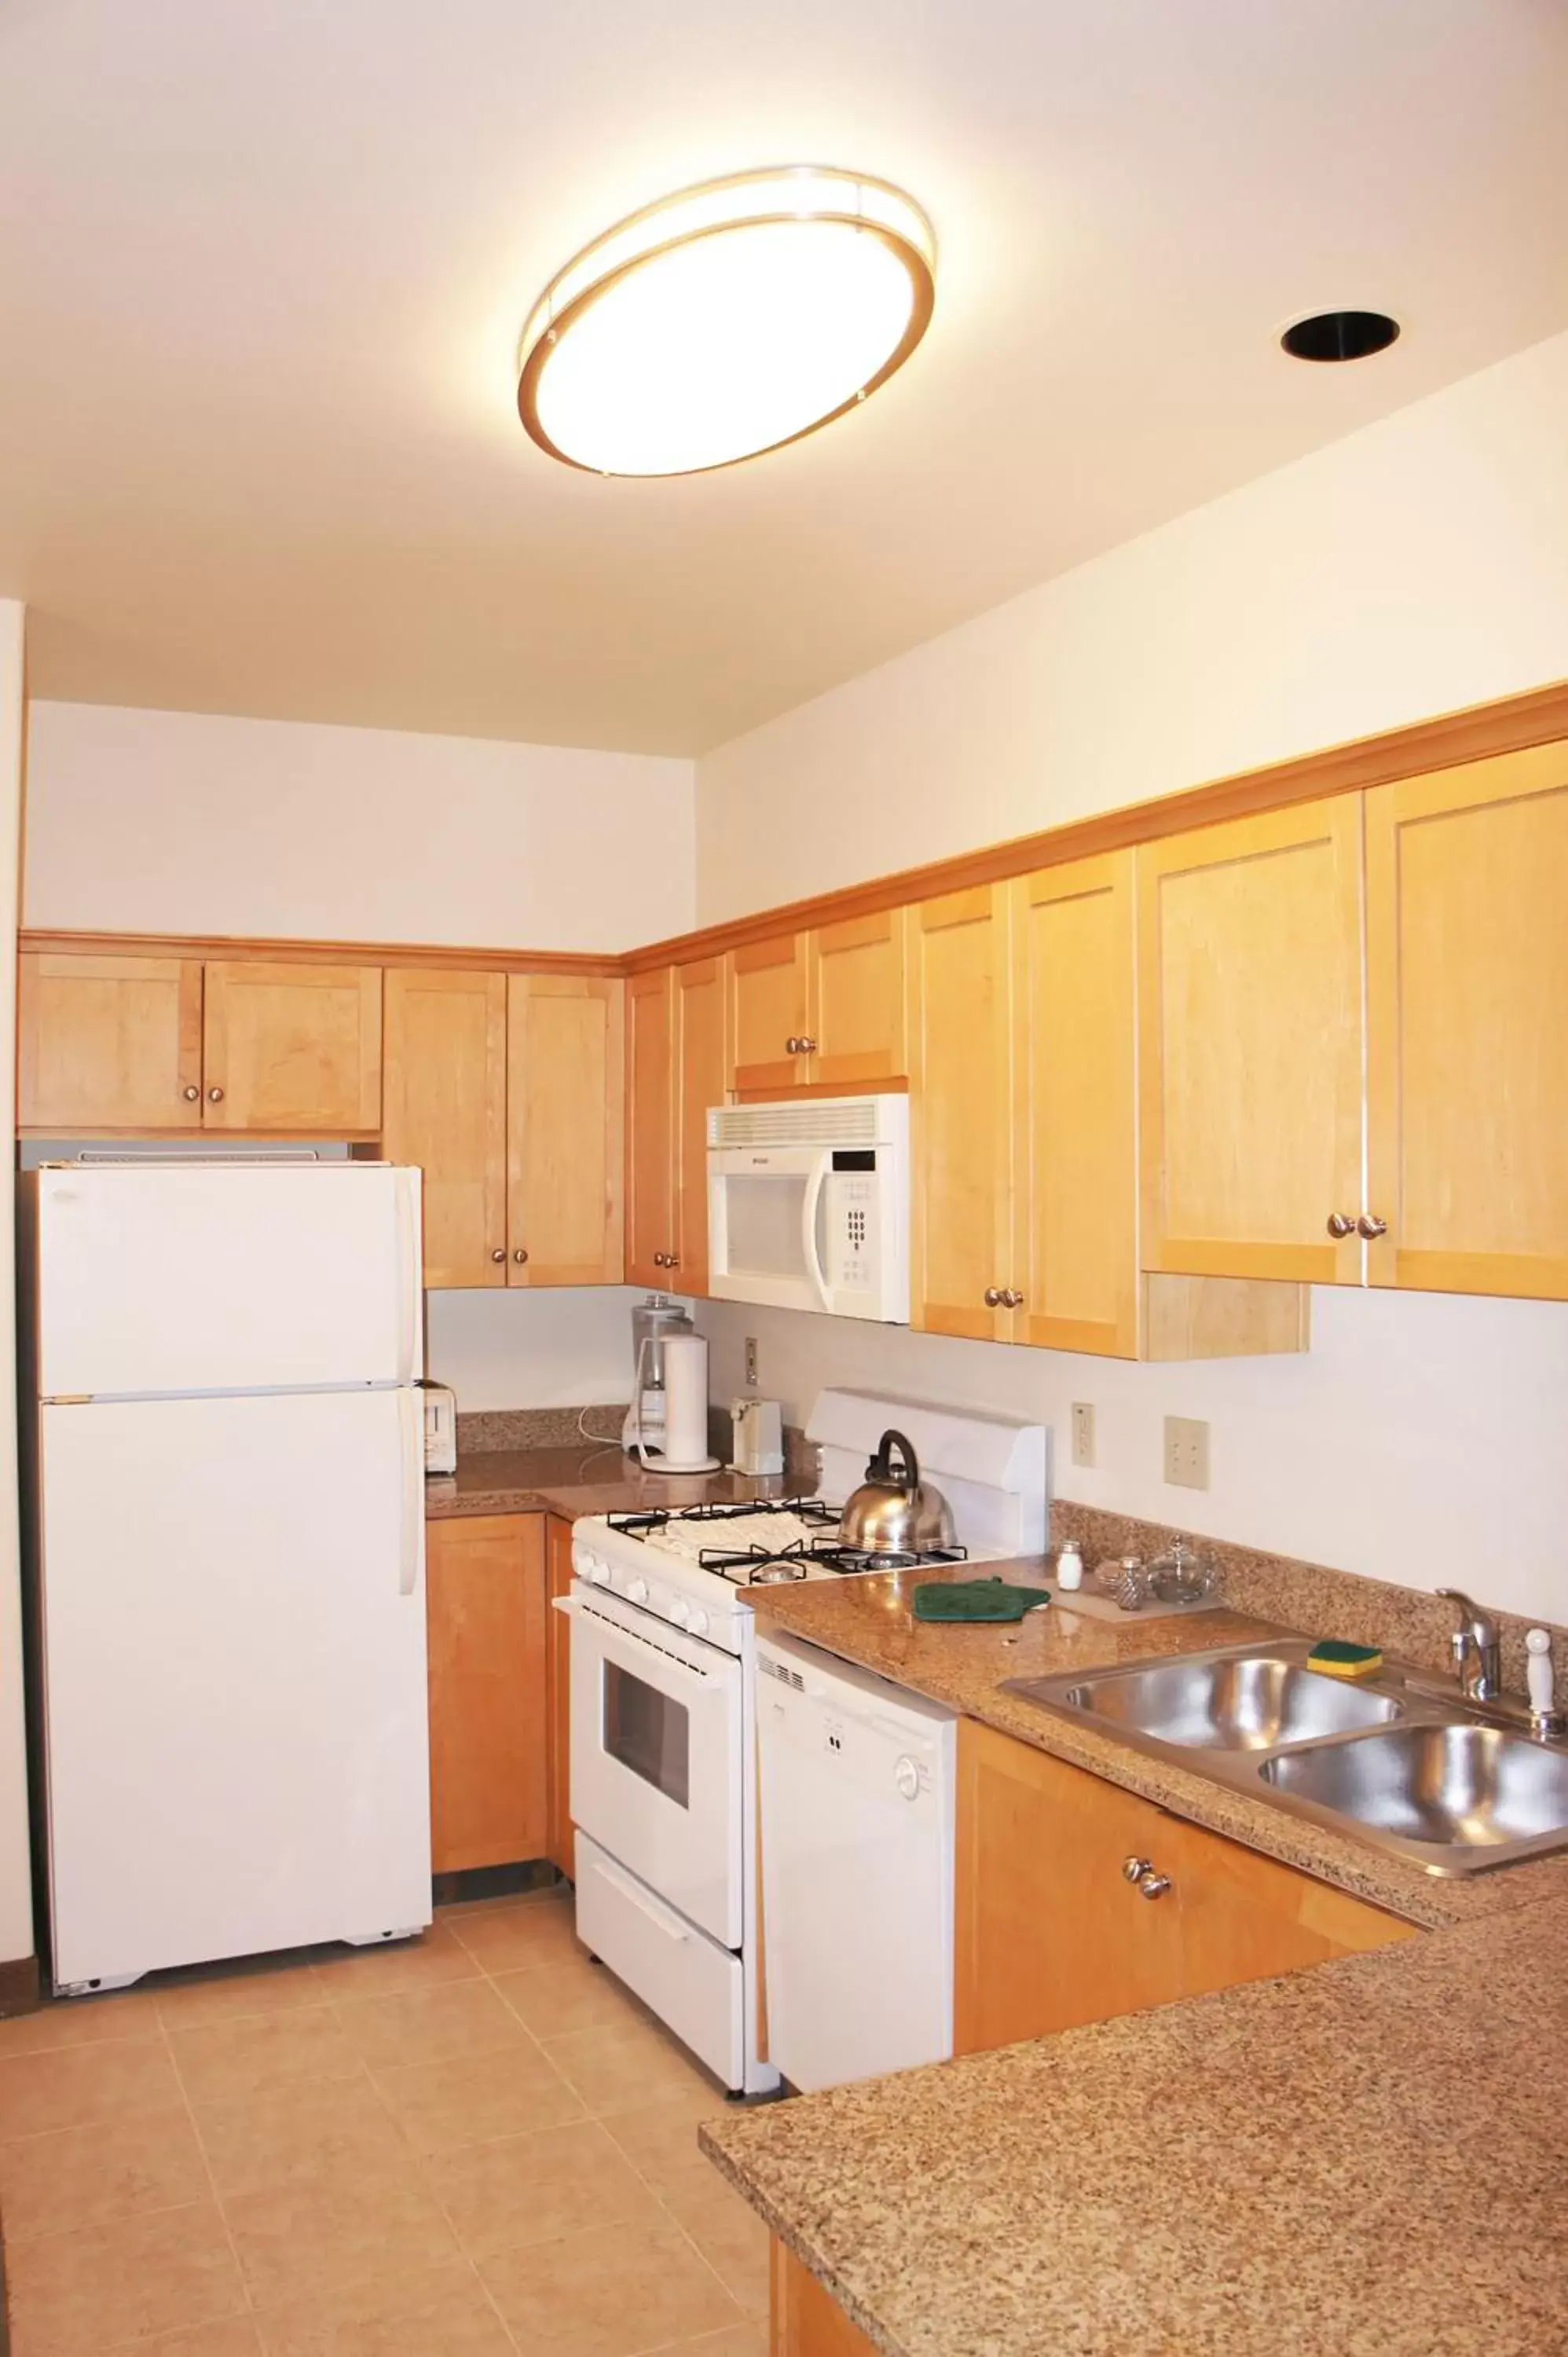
[0, 1890, 771, 2357]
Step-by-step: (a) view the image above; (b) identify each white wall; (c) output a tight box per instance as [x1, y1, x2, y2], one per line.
[426, 1288, 658, 1415]
[0, 606, 35, 1964]
[24, 702, 694, 952]
[698, 329, 1568, 922]
[694, 332, 1568, 1628]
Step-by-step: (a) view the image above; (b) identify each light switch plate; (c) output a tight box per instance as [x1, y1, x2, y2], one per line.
[1163, 1415, 1210, 1490]
[1070, 1402, 1096, 1468]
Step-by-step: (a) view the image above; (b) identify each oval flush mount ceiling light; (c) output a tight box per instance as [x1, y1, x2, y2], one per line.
[517, 167, 936, 477]
[1280, 309, 1400, 363]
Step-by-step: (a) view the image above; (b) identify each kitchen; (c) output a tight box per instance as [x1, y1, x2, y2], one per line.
[2, 4, 1568, 2353]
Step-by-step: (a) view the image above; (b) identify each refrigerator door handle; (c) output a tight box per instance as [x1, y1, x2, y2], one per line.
[397, 1387, 422, 1597]
[394, 1169, 420, 1385]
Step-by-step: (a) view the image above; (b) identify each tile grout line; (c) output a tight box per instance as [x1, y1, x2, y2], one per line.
[157, 2004, 261, 2336]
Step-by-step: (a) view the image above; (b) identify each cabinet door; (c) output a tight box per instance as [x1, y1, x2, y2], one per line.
[18, 953, 203, 1131]
[730, 933, 811, 1094]
[676, 957, 727, 1295]
[202, 962, 382, 1133]
[1138, 798, 1364, 1285]
[953, 1722, 1185, 2053]
[1366, 743, 1568, 1301]
[1171, 1814, 1413, 1998]
[382, 970, 507, 1288]
[771, 2241, 878, 2357]
[1010, 853, 1138, 1357]
[626, 966, 676, 1286]
[907, 885, 1013, 1341]
[545, 1515, 575, 1882]
[806, 909, 907, 1087]
[427, 1514, 548, 1874]
[507, 976, 625, 1286]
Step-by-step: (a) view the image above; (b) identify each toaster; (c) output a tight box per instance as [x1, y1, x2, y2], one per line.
[422, 1382, 457, 1475]
[729, 1396, 785, 1477]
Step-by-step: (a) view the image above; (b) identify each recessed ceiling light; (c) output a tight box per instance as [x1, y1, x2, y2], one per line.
[516, 167, 936, 478]
[1280, 310, 1401, 363]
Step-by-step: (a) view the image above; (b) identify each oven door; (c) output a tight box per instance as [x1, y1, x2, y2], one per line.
[566, 1585, 743, 1950]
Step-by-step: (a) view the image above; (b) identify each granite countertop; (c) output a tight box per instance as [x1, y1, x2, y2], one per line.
[702, 1890, 1568, 2357]
[423, 1440, 793, 1523]
[705, 1564, 1568, 2355]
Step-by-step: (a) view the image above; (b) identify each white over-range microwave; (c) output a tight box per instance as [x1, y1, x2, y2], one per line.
[707, 1094, 910, 1322]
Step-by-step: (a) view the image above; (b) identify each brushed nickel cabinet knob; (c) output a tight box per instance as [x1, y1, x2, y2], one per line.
[1123, 1857, 1152, 1884]
[984, 1286, 1003, 1308]
[1138, 1871, 1172, 1901]
[207, 1086, 224, 1103]
[490, 1248, 506, 1263]
[798, 1036, 817, 1054]
[182, 1085, 200, 1102]
[1002, 1289, 1024, 1309]
[785, 1036, 801, 1054]
[1326, 1212, 1357, 1238]
[1357, 1213, 1388, 1240]
[513, 1248, 529, 1263]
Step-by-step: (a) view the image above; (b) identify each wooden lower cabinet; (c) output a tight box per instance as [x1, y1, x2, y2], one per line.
[426, 1514, 549, 1875]
[545, 1516, 575, 1881]
[771, 2241, 877, 2357]
[953, 1720, 1413, 2053]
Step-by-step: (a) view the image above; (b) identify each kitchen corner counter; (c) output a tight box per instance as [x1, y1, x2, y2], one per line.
[702, 1889, 1568, 2357]
[423, 1443, 790, 1523]
[745, 1565, 1568, 1932]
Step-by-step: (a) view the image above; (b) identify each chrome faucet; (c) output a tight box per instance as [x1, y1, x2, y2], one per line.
[1436, 1588, 1502, 1703]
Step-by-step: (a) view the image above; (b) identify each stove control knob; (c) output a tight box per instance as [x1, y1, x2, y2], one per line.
[669, 1599, 691, 1628]
[687, 1607, 709, 1639]
[894, 1755, 921, 1802]
[626, 1577, 649, 1607]
[588, 1557, 611, 1586]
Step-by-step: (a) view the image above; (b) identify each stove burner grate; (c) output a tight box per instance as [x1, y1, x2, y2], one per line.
[607, 1496, 835, 1541]
[694, 1537, 969, 1585]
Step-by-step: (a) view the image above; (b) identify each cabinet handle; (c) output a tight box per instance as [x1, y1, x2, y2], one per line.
[1002, 1288, 1024, 1309]
[984, 1286, 1003, 1308]
[1122, 1856, 1152, 1884]
[490, 1248, 506, 1263]
[785, 1036, 801, 1054]
[1138, 1871, 1172, 1901]
[1357, 1213, 1388, 1241]
[182, 1085, 200, 1102]
[207, 1087, 224, 1103]
[513, 1248, 529, 1264]
[1326, 1212, 1357, 1238]
[798, 1036, 817, 1054]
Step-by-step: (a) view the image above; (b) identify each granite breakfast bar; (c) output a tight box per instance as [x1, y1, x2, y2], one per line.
[702, 1563, 1568, 2357]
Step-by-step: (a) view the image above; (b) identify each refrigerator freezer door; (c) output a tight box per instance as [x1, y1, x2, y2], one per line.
[38, 1388, 430, 1988]
[35, 1164, 423, 1398]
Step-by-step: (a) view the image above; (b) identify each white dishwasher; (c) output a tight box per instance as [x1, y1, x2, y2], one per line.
[757, 1628, 957, 2093]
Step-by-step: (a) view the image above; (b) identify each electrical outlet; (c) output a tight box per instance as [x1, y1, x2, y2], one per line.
[1070, 1402, 1096, 1468]
[1163, 1415, 1210, 1490]
[744, 1336, 759, 1387]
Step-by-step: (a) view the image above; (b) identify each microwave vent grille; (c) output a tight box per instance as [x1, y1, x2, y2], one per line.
[709, 1099, 882, 1149]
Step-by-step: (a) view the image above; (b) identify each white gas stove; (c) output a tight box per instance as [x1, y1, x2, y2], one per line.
[564, 1391, 1047, 2097]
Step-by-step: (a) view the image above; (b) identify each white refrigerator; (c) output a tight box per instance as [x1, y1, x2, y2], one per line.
[23, 1160, 431, 1995]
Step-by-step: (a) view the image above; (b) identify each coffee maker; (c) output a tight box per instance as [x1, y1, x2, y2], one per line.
[621, 1294, 719, 1472]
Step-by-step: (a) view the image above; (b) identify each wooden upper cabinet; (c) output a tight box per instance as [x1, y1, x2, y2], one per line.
[426, 1513, 549, 1875]
[507, 975, 625, 1287]
[729, 933, 811, 1094]
[907, 885, 1013, 1341]
[1365, 743, 1568, 1302]
[676, 957, 726, 1293]
[18, 953, 203, 1131]
[1138, 797, 1365, 1287]
[626, 966, 676, 1285]
[807, 909, 907, 1088]
[381, 969, 507, 1288]
[1010, 852, 1138, 1357]
[202, 961, 382, 1133]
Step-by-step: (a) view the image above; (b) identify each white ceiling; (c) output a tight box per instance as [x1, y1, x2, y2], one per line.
[3, 0, 1566, 757]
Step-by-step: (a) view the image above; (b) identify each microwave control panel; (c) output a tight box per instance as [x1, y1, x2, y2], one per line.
[824, 1164, 882, 1303]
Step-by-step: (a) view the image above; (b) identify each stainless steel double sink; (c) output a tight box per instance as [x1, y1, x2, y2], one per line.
[1002, 1639, 1568, 1875]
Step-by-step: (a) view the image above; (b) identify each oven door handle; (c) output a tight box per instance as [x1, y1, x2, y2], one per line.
[800, 1149, 833, 1310]
[591, 1855, 691, 1943]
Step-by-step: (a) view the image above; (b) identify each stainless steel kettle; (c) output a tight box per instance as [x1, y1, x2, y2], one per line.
[838, 1428, 956, 1556]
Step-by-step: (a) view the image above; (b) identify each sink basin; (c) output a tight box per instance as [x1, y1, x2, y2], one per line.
[1057, 1655, 1401, 1750]
[1259, 1722, 1568, 1851]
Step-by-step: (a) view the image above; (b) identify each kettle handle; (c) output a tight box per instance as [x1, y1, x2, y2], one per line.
[870, 1428, 920, 1492]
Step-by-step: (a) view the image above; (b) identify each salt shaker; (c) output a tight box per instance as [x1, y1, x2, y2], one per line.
[1055, 1538, 1084, 1591]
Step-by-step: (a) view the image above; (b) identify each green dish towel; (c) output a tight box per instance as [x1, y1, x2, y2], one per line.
[913, 1577, 1052, 1624]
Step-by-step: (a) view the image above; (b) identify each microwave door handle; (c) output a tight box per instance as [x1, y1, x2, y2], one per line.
[800, 1151, 833, 1308]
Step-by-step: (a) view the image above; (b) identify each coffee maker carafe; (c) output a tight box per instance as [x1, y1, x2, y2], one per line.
[621, 1295, 717, 1471]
